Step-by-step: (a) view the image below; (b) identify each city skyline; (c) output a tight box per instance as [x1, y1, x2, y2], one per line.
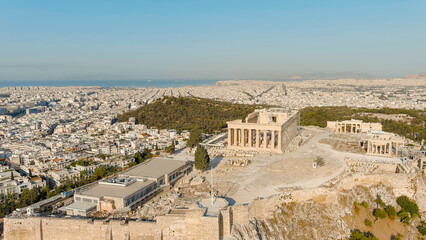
[1, 0, 426, 81]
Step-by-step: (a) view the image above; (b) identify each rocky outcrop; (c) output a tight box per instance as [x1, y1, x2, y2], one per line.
[226, 174, 425, 240]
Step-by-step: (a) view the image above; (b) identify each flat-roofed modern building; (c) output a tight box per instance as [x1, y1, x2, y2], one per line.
[121, 157, 190, 185]
[61, 158, 191, 215]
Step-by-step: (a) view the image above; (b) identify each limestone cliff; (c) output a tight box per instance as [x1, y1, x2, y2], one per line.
[226, 174, 425, 240]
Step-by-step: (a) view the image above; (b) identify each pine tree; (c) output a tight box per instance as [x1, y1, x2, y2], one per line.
[187, 129, 202, 148]
[29, 187, 38, 204]
[134, 151, 143, 164]
[194, 144, 210, 171]
[166, 142, 175, 154]
[40, 185, 49, 200]
[10, 171, 14, 180]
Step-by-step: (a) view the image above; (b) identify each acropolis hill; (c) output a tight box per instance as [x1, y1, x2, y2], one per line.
[1, 78, 425, 240]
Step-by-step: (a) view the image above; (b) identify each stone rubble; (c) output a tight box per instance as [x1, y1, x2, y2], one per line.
[225, 159, 252, 167]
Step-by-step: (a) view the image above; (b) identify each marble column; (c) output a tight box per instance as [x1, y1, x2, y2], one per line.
[245, 129, 248, 147]
[278, 130, 282, 152]
[396, 143, 399, 157]
[236, 129, 240, 146]
[241, 129, 245, 147]
[239, 128, 243, 147]
[256, 129, 260, 148]
[248, 129, 253, 147]
[264, 130, 268, 148]
[244, 129, 248, 147]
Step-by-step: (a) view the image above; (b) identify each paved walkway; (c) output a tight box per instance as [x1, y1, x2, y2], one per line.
[212, 127, 400, 205]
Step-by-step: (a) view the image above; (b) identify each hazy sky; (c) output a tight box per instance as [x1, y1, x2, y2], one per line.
[1, 0, 426, 81]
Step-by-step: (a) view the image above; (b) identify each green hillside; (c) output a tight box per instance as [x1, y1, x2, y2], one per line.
[300, 106, 426, 142]
[117, 96, 271, 133]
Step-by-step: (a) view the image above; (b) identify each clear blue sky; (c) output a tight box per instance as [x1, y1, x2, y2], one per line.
[1, 0, 425, 81]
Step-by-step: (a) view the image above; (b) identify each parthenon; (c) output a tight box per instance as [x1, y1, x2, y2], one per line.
[227, 108, 299, 153]
[327, 119, 382, 133]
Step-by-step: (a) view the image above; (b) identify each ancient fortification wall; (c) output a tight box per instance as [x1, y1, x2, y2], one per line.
[5, 217, 159, 240]
[4, 208, 229, 240]
[6, 174, 423, 240]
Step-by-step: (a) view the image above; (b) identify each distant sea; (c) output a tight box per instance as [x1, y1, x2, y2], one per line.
[0, 79, 303, 88]
[0, 79, 224, 88]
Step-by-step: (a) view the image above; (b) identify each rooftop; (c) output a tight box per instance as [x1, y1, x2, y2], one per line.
[59, 201, 97, 212]
[79, 179, 155, 199]
[121, 158, 189, 179]
[0, 170, 20, 179]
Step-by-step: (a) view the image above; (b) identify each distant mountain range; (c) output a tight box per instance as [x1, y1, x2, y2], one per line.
[282, 72, 377, 80]
[279, 71, 426, 80]
[403, 71, 426, 79]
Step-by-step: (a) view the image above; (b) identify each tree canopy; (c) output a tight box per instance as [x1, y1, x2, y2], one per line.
[186, 129, 202, 148]
[300, 106, 426, 142]
[396, 195, 419, 217]
[194, 144, 210, 171]
[130, 148, 153, 167]
[165, 142, 175, 154]
[117, 96, 271, 133]
[349, 230, 379, 240]
[373, 209, 387, 220]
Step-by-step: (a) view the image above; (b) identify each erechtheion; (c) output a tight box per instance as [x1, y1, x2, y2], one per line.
[361, 132, 404, 157]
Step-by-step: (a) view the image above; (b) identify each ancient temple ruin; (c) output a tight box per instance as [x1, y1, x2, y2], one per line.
[327, 119, 382, 133]
[361, 132, 404, 157]
[227, 108, 299, 153]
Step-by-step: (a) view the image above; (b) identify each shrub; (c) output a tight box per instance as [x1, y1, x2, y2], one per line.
[391, 233, 403, 240]
[349, 230, 379, 240]
[396, 195, 419, 218]
[417, 226, 426, 236]
[385, 205, 397, 219]
[374, 195, 386, 208]
[373, 209, 387, 219]
[364, 219, 373, 227]
[353, 202, 360, 213]
[314, 156, 325, 167]
[397, 210, 411, 223]
[361, 201, 369, 209]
